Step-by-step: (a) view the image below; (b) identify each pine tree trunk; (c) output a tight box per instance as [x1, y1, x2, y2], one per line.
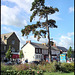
[46, 15, 52, 63]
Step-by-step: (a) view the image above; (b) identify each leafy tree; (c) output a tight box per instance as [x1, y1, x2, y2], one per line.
[19, 50, 24, 58]
[21, 0, 59, 63]
[5, 45, 12, 60]
[67, 46, 72, 58]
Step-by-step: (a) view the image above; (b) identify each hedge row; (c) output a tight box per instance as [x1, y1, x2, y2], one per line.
[1, 70, 43, 75]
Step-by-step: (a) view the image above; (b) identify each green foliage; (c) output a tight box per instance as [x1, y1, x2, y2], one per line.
[5, 45, 12, 60]
[1, 62, 74, 74]
[1, 69, 43, 75]
[43, 72, 74, 75]
[29, 63, 38, 69]
[38, 61, 57, 72]
[60, 62, 74, 72]
[21, 0, 59, 41]
[12, 64, 29, 71]
[1, 63, 13, 71]
[19, 50, 24, 58]
[67, 46, 72, 58]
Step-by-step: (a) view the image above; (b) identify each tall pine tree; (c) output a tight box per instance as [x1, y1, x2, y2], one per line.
[21, 0, 59, 63]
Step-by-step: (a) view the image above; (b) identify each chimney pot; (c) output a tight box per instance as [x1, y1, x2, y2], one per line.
[26, 40, 31, 44]
[42, 43, 46, 45]
[53, 43, 57, 48]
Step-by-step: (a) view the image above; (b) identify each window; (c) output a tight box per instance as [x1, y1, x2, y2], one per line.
[35, 49, 39, 53]
[11, 47, 15, 52]
[4, 46, 6, 50]
[39, 49, 42, 53]
[12, 40, 15, 44]
[39, 55, 40, 58]
[36, 55, 38, 59]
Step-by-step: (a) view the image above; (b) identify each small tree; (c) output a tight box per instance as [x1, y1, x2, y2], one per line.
[5, 45, 12, 60]
[19, 50, 24, 59]
[67, 46, 72, 58]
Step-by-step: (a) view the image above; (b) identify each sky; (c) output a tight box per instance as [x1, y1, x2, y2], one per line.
[1, 0, 74, 50]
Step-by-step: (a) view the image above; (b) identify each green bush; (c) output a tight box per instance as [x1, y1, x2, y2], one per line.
[60, 62, 74, 72]
[29, 63, 38, 69]
[12, 63, 29, 71]
[38, 61, 57, 72]
[38, 64, 46, 72]
[1, 63, 13, 71]
[1, 69, 43, 75]
[40, 60, 48, 65]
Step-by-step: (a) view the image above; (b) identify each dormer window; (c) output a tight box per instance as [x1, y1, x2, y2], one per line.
[12, 40, 15, 44]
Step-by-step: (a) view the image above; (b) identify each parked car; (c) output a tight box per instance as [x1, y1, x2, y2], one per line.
[29, 61, 40, 65]
[5, 61, 13, 65]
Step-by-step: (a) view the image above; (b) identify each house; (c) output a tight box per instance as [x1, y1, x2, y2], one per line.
[21, 40, 60, 62]
[57, 46, 68, 54]
[1, 32, 20, 61]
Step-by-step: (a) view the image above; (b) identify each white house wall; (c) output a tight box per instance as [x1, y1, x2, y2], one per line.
[22, 43, 35, 62]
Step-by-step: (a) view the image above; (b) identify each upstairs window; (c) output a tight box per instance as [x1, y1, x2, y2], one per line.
[35, 49, 39, 53]
[12, 40, 15, 44]
[4, 46, 6, 50]
[39, 49, 42, 54]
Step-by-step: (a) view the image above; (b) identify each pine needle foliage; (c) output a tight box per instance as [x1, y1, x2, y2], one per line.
[21, 0, 59, 62]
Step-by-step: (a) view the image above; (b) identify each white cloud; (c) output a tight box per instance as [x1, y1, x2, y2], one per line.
[1, 5, 27, 27]
[57, 32, 74, 49]
[69, 7, 74, 13]
[67, 32, 74, 37]
[48, 12, 62, 21]
[2, 0, 34, 14]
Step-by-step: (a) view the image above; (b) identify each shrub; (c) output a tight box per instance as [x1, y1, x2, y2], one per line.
[60, 62, 74, 72]
[1, 63, 13, 71]
[37, 64, 46, 72]
[38, 61, 57, 72]
[40, 61, 48, 65]
[29, 63, 38, 69]
[12, 63, 29, 71]
[1, 69, 43, 75]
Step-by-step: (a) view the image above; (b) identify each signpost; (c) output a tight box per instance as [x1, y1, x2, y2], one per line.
[60, 54, 66, 63]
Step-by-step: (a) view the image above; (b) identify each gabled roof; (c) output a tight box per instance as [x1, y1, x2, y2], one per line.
[31, 42, 48, 49]
[21, 42, 60, 51]
[1, 32, 14, 40]
[1, 40, 5, 44]
[57, 46, 68, 52]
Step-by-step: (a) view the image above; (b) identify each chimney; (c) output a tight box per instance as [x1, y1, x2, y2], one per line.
[26, 40, 31, 44]
[53, 43, 57, 48]
[42, 43, 46, 45]
[4, 35, 7, 40]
